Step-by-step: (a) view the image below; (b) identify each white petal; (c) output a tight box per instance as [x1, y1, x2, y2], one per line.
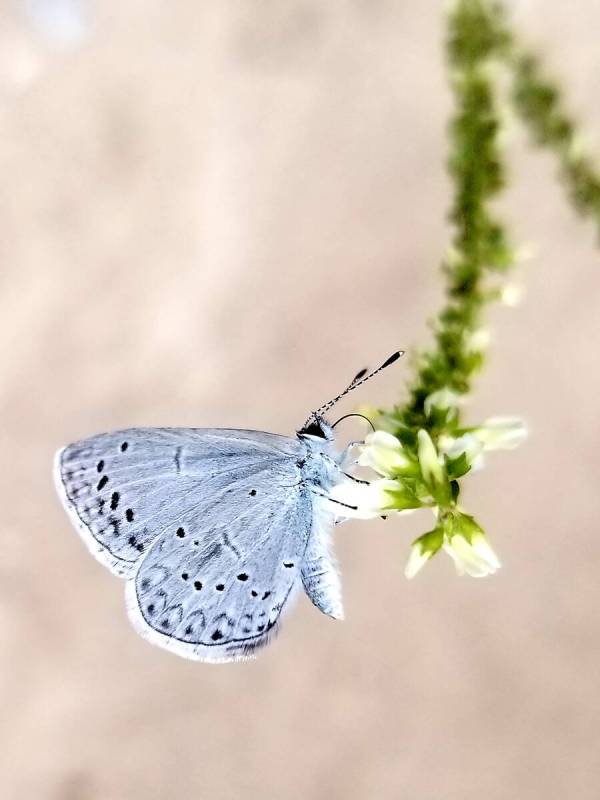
[443, 433, 484, 463]
[328, 479, 399, 519]
[443, 534, 499, 578]
[328, 481, 379, 519]
[424, 388, 463, 416]
[465, 328, 491, 354]
[500, 283, 524, 307]
[404, 546, 431, 579]
[365, 430, 401, 449]
[477, 417, 528, 450]
[472, 535, 502, 570]
[358, 431, 411, 477]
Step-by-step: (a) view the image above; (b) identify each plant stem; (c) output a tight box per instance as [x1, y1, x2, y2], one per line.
[510, 50, 600, 231]
[395, 0, 513, 442]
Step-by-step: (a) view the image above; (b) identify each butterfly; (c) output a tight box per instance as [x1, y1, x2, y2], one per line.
[53, 352, 402, 662]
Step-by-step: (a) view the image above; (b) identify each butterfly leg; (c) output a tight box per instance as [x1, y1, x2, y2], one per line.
[309, 489, 358, 512]
[338, 441, 364, 471]
[320, 451, 370, 485]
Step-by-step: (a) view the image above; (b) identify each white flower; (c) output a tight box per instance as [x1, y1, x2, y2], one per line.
[465, 328, 491, 354]
[439, 418, 527, 472]
[442, 513, 501, 577]
[329, 476, 420, 519]
[405, 513, 501, 579]
[328, 478, 396, 519]
[500, 283, 524, 307]
[440, 432, 485, 471]
[358, 431, 414, 477]
[443, 530, 501, 577]
[404, 528, 443, 579]
[475, 416, 528, 450]
[424, 388, 463, 417]
[567, 134, 589, 161]
[417, 429, 445, 488]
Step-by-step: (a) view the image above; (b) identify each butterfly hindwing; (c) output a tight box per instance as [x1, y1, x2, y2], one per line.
[126, 479, 313, 662]
[54, 427, 303, 577]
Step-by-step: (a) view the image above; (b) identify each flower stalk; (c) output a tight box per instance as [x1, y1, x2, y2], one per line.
[352, 1, 600, 577]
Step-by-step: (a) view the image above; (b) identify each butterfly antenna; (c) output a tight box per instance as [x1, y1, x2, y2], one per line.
[307, 350, 404, 425]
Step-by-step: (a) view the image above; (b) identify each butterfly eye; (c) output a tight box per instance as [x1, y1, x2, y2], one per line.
[298, 419, 327, 438]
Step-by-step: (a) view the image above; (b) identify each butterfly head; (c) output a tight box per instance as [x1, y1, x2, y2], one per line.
[297, 414, 334, 442]
[298, 350, 404, 445]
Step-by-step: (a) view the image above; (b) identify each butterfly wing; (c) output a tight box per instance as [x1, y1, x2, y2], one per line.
[54, 427, 303, 578]
[126, 477, 314, 662]
[300, 510, 344, 621]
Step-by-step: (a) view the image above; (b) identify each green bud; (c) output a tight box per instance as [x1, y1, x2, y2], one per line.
[417, 429, 452, 505]
[417, 429, 445, 486]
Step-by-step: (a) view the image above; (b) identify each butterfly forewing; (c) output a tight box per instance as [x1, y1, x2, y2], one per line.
[54, 427, 303, 577]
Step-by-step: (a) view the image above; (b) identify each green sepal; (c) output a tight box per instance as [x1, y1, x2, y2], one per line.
[412, 526, 444, 557]
[446, 452, 472, 480]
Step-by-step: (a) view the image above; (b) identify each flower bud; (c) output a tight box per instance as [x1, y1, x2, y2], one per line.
[417, 429, 446, 490]
[358, 431, 417, 478]
[442, 513, 501, 577]
[442, 432, 485, 475]
[404, 527, 444, 579]
[500, 283, 524, 307]
[424, 388, 463, 417]
[464, 328, 491, 354]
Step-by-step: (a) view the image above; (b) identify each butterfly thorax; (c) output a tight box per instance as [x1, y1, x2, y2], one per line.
[296, 425, 341, 493]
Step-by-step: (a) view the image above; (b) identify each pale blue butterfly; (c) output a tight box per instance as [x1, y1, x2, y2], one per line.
[54, 352, 402, 662]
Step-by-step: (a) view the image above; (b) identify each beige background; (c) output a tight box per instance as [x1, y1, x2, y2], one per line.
[1, 1, 599, 798]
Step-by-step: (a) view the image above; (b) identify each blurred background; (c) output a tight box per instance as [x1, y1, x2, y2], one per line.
[1, 1, 599, 798]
